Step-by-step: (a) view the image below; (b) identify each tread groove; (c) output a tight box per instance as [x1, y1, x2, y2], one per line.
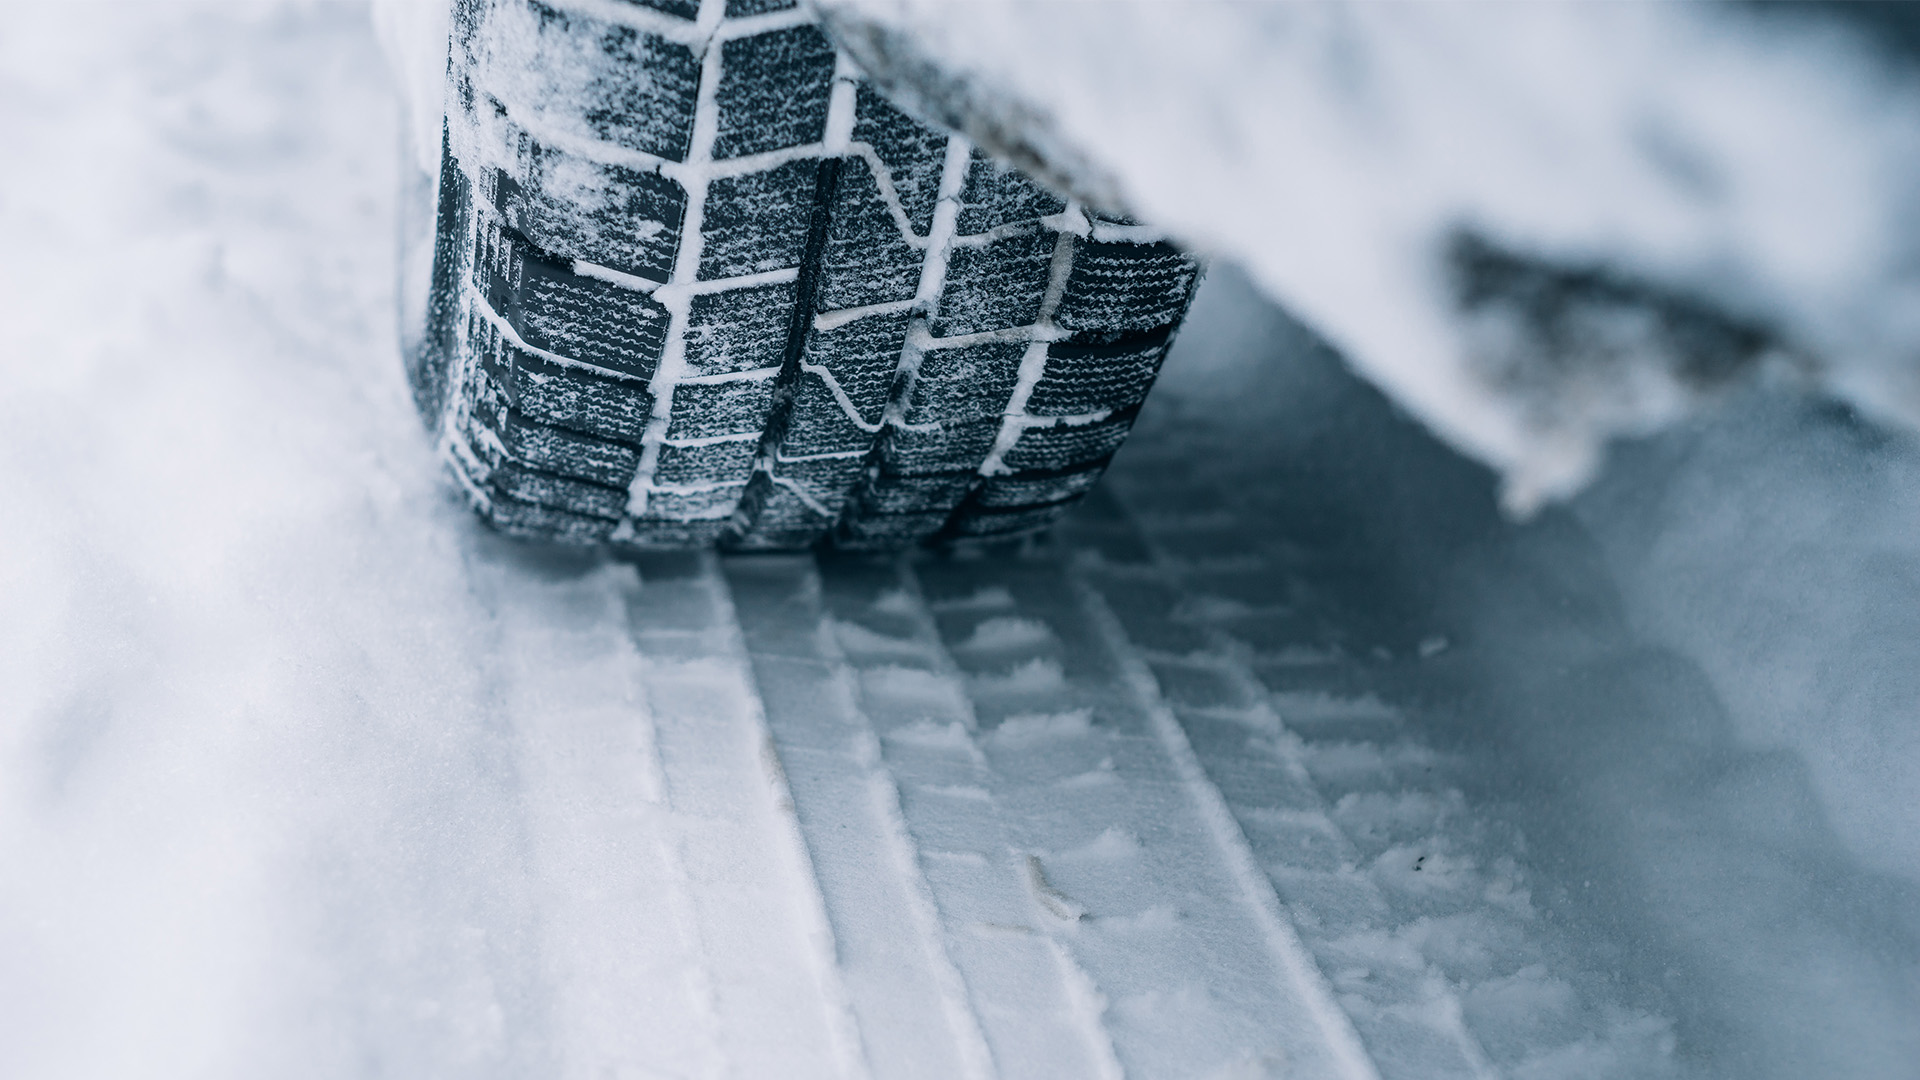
[726, 156, 846, 543]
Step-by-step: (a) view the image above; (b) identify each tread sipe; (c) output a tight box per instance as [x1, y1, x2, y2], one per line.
[407, 0, 1202, 550]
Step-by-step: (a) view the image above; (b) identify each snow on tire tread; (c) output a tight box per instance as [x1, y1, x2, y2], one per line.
[413, 0, 1201, 550]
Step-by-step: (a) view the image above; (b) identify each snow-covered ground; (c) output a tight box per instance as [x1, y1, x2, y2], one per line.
[2, 4, 1918, 1078]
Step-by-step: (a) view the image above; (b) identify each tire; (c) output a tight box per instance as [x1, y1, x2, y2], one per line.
[403, 0, 1202, 551]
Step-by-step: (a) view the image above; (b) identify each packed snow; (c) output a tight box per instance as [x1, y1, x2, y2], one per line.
[2, 3, 1918, 1079]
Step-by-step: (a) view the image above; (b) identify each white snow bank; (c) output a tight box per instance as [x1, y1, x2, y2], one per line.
[0, 8, 765, 1077]
[818, 0, 1920, 511]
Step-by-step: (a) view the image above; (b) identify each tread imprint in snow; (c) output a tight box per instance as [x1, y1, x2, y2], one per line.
[427, 0, 1202, 549]
[852, 85, 946, 235]
[955, 150, 1067, 236]
[685, 282, 798, 375]
[817, 160, 923, 309]
[1058, 461, 1686, 1080]
[721, 0, 794, 16]
[468, 312, 656, 442]
[720, 552, 1377, 1079]
[697, 159, 821, 280]
[620, 0, 700, 20]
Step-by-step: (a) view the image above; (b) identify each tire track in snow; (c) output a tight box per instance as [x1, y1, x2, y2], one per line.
[625, 551, 865, 1079]
[722, 555, 997, 1080]
[815, 556, 1126, 1080]
[1063, 470, 1683, 1079]
[474, 554, 724, 1078]
[889, 553, 1380, 1079]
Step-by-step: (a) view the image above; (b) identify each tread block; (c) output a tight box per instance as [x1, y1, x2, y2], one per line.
[477, 1, 699, 161]
[490, 136, 685, 282]
[655, 438, 761, 485]
[1027, 331, 1170, 416]
[475, 218, 669, 378]
[1053, 239, 1200, 338]
[973, 466, 1105, 509]
[746, 461, 866, 541]
[470, 312, 655, 441]
[818, 159, 922, 309]
[639, 484, 746, 520]
[713, 25, 837, 159]
[665, 378, 777, 440]
[884, 417, 1000, 474]
[467, 484, 621, 542]
[907, 341, 1024, 425]
[859, 471, 975, 515]
[452, 422, 628, 520]
[687, 282, 798, 375]
[624, 0, 698, 16]
[489, 461, 629, 519]
[955, 151, 1066, 235]
[771, 453, 865, 499]
[723, 0, 795, 15]
[700, 159, 821, 280]
[932, 229, 1056, 337]
[779, 380, 873, 456]
[1001, 415, 1134, 472]
[798, 312, 910, 422]
[500, 416, 640, 488]
[852, 85, 947, 236]
[465, 375, 641, 487]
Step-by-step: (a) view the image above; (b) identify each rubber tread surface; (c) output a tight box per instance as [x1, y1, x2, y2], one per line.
[417, 0, 1202, 550]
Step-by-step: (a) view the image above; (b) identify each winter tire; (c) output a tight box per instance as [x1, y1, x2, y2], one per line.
[402, 0, 1202, 550]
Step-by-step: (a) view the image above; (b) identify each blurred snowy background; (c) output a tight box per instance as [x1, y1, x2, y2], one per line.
[2, 3, 1918, 1078]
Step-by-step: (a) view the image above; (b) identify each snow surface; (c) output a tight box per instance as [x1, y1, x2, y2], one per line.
[3, 3, 1919, 1078]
